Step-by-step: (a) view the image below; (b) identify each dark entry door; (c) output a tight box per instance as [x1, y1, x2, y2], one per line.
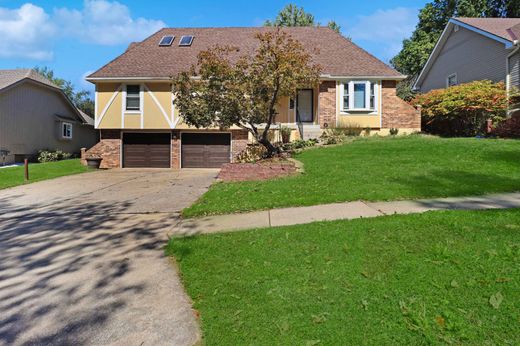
[123, 133, 171, 168]
[181, 133, 230, 168]
[297, 89, 314, 122]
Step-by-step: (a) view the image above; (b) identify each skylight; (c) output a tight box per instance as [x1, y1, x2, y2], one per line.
[159, 35, 174, 46]
[179, 35, 194, 46]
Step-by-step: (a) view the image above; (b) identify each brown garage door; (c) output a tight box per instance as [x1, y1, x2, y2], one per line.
[123, 133, 171, 168]
[181, 133, 230, 168]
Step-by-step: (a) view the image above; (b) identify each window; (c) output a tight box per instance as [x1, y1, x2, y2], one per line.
[159, 35, 174, 46]
[447, 73, 458, 87]
[289, 98, 295, 110]
[342, 81, 378, 112]
[62, 122, 72, 139]
[179, 35, 194, 46]
[126, 85, 141, 111]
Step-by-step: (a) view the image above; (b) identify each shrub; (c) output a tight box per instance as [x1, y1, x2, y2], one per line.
[280, 126, 292, 144]
[38, 150, 72, 163]
[389, 128, 399, 136]
[235, 144, 267, 163]
[320, 123, 362, 145]
[363, 127, 371, 136]
[412, 81, 520, 137]
[495, 113, 520, 138]
[283, 139, 317, 151]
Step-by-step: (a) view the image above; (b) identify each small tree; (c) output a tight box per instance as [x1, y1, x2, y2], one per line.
[412, 80, 520, 136]
[173, 30, 321, 157]
[265, 4, 342, 34]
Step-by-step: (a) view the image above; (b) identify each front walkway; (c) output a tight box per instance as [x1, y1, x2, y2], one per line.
[177, 192, 520, 235]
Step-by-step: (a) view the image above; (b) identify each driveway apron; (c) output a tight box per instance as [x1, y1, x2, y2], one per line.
[0, 169, 218, 345]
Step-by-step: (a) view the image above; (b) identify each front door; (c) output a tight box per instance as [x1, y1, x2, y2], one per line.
[297, 89, 314, 123]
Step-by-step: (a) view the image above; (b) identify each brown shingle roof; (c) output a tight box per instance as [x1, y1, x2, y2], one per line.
[455, 17, 520, 42]
[0, 69, 59, 91]
[88, 27, 402, 79]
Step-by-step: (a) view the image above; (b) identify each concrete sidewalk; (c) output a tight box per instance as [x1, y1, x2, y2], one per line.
[176, 192, 520, 236]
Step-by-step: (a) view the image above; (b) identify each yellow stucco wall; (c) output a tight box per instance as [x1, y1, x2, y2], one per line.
[96, 82, 177, 130]
[335, 82, 382, 128]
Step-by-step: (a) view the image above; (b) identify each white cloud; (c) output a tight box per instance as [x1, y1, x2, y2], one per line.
[0, 4, 55, 60]
[349, 7, 419, 59]
[54, 0, 165, 46]
[0, 1, 165, 60]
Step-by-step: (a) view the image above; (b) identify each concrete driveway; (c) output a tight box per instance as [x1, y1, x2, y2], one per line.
[0, 169, 218, 345]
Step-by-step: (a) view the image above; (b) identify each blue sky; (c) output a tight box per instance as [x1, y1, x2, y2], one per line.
[0, 0, 428, 93]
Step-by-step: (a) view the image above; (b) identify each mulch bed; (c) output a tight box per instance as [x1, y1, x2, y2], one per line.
[218, 159, 298, 182]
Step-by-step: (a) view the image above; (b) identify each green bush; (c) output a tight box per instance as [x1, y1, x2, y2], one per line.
[389, 128, 399, 136]
[37, 150, 72, 163]
[280, 126, 292, 144]
[412, 81, 520, 137]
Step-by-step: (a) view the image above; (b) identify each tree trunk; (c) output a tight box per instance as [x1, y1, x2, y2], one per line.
[258, 136, 279, 158]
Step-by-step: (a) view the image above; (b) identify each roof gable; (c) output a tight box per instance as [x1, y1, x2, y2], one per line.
[414, 18, 520, 89]
[88, 27, 403, 80]
[0, 69, 93, 126]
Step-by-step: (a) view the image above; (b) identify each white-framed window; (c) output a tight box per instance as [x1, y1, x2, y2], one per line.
[447, 73, 458, 87]
[62, 122, 72, 139]
[341, 81, 378, 112]
[126, 85, 141, 111]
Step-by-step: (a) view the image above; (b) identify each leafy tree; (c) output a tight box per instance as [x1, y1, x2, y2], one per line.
[264, 4, 315, 27]
[265, 4, 342, 34]
[34, 67, 94, 116]
[412, 80, 520, 136]
[173, 30, 321, 156]
[326, 20, 341, 34]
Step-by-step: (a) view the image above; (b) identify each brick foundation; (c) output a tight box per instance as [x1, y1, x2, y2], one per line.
[318, 81, 336, 128]
[84, 129, 121, 169]
[382, 80, 421, 130]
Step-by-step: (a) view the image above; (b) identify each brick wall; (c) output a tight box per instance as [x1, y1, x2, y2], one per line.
[318, 81, 336, 128]
[231, 130, 249, 162]
[171, 130, 181, 169]
[84, 129, 121, 168]
[381, 80, 421, 129]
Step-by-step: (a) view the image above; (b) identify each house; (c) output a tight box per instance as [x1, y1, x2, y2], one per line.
[414, 17, 520, 96]
[0, 69, 97, 165]
[85, 27, 420, 169]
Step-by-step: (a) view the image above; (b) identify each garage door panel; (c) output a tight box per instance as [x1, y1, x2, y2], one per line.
[123, 133, 171, 168]
[181, 133, 231, 168]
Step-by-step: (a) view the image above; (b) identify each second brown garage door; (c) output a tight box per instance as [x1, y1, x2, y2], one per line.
[181, 133, 230, 168]
[123, 133, 171, 168]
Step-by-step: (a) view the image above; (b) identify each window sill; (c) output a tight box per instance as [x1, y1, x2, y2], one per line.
[125, 110, 141, 114]
[340, 110, 378, 115]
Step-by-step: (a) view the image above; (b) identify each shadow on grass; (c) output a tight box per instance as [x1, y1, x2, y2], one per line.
[0, 197, 174, 345]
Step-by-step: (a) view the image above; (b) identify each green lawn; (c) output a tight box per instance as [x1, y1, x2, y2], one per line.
[183, 136, 520, 217]
[0, 159, 91, 190]
[167, 209, 520, 345]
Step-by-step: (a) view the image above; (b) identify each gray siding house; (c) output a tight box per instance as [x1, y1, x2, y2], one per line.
[414, 18, 520, 98]
[0, 69, 97, 165]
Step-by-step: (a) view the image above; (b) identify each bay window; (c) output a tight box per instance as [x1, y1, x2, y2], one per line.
[342, 81, 378, 112]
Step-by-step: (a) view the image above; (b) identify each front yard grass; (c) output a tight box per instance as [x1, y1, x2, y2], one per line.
[0, 159, 90, 190]
[183, 136, 520, 217]
[167, 209, 520, 345]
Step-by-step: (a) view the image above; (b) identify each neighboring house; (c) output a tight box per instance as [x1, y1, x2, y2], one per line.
[414, 17, 520, 97]
[86, 27, 420, 169]
[0, 69, 97, 165]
